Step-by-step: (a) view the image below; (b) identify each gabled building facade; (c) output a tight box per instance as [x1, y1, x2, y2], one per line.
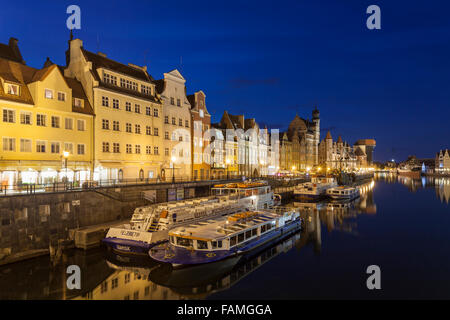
[155, 70, 192, 181]
[65, 37, 163, 182]
[0, 38, 93, 188]
[435, 149, 450, 172]
[188, 90, 211, 180]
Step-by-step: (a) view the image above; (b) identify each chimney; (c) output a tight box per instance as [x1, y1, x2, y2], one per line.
[8, 37, 25, 64]
[43, 57, 54, 68]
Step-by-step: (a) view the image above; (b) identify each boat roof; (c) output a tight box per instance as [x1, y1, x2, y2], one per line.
[212, 181, 268, 189]
[168, 210, 279, 241]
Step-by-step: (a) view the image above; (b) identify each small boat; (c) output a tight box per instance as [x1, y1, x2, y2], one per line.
[103, 181, 276, 255]
[326, 186, 360, 200]
[149, 209, 301, 267]
[294, 176, 337, 201]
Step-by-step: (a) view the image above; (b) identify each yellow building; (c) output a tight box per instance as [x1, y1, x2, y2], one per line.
[0, 39, 93, 188]
[65, 37, 164, 181]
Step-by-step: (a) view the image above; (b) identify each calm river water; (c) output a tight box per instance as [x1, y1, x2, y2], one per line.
[1, 174, 449, 299]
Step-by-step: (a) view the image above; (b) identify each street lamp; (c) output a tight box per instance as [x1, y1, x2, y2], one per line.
[291, 165, 296, 177]
[63, 151, 69, 183]
[171, 156, 176, 183]
[226, 159, 231, 179]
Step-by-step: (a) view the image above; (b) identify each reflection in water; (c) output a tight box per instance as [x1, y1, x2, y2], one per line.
[378, 172, 450, 204]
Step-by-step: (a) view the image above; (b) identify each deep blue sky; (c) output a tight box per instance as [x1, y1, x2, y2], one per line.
[1, 0, 449, 162]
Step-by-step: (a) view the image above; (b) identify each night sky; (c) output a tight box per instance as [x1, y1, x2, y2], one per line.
[1, 0, 449, 162]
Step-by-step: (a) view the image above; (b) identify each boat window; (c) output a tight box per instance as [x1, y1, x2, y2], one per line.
[177, 238, 193, 247]
[197, 240, 208, 250]
[212, 241, 217, 249]
[261, 224, 267, 233]
[238, 233, 245, 243]
[230, 236, 237, 246]
[252, 228, 257, 237]
[245, 230, 252, 239]
[267, 223, 273, 231]
[217, 240, 222, 248]
[169, 236, 175, 244]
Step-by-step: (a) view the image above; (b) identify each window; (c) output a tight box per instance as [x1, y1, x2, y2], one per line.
[126, 144, 132, 154]
[102, 119, 109, 130]
[3, 109, 15, 123]
[164, 116, 169, 124]
[230, 236, 237, 247]
[120, 78, 125, 88]
[135, 124, 141, 134]
[51, 142, 60, 154]
[101, 282, 108, 294]
[20, 112, 32, 125]
[77, 144, 85, 155]
[102, 142, 110, 153]
[177, 238, 193, 247]
[2, 138, 15, 151]
[172, 117, 176, 125]
[65, 118, 73, 130]
[170, 97, 175, 105]
[125, 102, 131, 112]
[261, 224, 267, 233]
[165, 131, 169, 140]
[77, 119, 85, 131]
[179, 118, 182, 126]
[135, 145, 141, 154]
[146, 106, 151, 116]
[73, 98, 83, 108]
[177, 99, 181, 106]
[153, 108, 158, 117]
[126, 123, 132, 133]
[238, 233, 245, 243]
[64, 142, 73, 154]
[113, 143, 120, 153]
[153, 128, 158, 136]
[51, 116, 60, 128]
[45, 89, 53, 99]
[6, 83, 19, 95]
[154, 146, 159, 155]
[146, 126, 151, 135]
[113, 121, 120, 131]
[58, 92, 66, 101]
[124, 273, 130, 284]
[111, 278, 118, 289]
[37, 114, 46, 126]
[135, 104, 140, 113]
[199, 109, 204, 118]
[113, 99, 119, 109]
[245, 230, 252, 239]
[185, 120, 189, 128]
[251, 228, 257, 237]
[165, 148, 169, 156]
[172, 132, 176, 141]
[102, 96, 109, 107]
[36, 141, 46, 153]
[141, 84, 151, 95]
[146, 145, 152, 155]
[179, 135, 183, 142]
[197, 240, 208, 249]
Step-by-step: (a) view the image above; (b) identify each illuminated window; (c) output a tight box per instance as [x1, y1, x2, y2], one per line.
[45, 89, 53, 99]
[2, 137, 15, 151]
[6, 83, 19, 95]
[20, 112, 32, 125]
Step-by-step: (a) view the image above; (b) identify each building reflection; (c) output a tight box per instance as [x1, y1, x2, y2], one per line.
[388, 173, 450, 204]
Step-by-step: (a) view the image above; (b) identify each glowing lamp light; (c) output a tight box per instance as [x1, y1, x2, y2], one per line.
[63, 151, 69, 158]
[171, 156, 176, 162]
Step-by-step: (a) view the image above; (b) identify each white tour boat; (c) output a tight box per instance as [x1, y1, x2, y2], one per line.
[326, 186, 360, 200]
[294, 176, 337, 200]
[103, 181, 276, 255]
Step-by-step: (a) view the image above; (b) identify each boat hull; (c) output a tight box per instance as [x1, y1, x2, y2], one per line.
[102, 237, 163, 255]
[149, 218, 302, 267]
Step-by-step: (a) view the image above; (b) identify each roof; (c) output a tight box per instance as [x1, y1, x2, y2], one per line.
[154, 79, 165, 94]
[354, 139, 376, 146]
[0, 58, 37, 105]
[325, 131, 332, 140]
[337, 136, 343, 143]
[354, 147, 366, 156]
[81, 48, 152, 82]
[0, 38, 24, 64]
[64, 76, 94, 115]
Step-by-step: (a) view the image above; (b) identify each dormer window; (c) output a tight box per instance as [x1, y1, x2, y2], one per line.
[6, 83, 19, 95]
[74, 98, 83, 108]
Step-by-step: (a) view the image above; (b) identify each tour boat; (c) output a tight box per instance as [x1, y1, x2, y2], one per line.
[326, 186, 360, 200]
[102, 181, 276, 255]
[148, 209, 302, 267]
[294, 176, 337, 200]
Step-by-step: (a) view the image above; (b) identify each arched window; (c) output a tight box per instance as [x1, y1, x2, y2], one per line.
[139, 169, 144, 181]
[118, 169, 123, 181]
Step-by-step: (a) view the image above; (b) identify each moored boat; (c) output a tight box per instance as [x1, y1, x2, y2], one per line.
[149, 209, 301, 267]
[102, 181, 276, 255]
[294, 176, 337, 201]
[326, 186, 360, 200]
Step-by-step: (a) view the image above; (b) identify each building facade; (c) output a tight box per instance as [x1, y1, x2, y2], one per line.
[188, 90, 211, 180]
[435, 149, 450, 172]
[0, 38, 93, 188]
[65, 37, 164, 182]
[155, 70, 192, 181]
[278, 109, 320, 173]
